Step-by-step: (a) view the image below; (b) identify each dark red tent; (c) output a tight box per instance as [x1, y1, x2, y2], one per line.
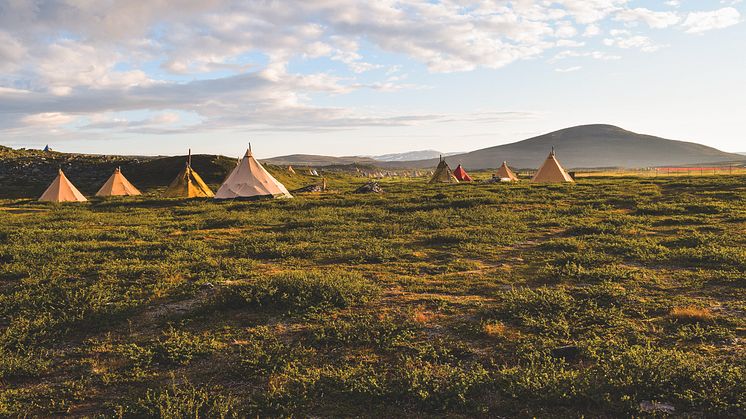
[453, 164, 473, 182]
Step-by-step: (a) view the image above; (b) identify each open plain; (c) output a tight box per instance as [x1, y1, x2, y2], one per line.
[1, 172, 744, 417]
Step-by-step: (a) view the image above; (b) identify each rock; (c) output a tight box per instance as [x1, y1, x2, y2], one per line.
[639, 401, 675, 414]
[293, 184, 325, 193]
[354, 182, 383, 194]
[550, 345, 582, 362]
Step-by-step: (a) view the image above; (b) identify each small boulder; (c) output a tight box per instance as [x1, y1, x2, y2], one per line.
[639, 401, 675, 414]
[354, 181, 383, 194]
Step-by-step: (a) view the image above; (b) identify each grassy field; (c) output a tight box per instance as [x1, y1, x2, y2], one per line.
[0, 173, 744, 417]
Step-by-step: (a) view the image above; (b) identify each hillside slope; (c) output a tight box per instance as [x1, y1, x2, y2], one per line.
[261, 154, 377, 166]
[384, 125, 744, 169]
[0, 149, 318, 199]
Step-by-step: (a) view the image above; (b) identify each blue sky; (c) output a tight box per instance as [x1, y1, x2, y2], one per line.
[0, 0, 744, 158]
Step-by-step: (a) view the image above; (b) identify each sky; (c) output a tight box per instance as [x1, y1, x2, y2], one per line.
[0, 0, 744, 158]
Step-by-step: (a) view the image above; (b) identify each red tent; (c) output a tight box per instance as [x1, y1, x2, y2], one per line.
[452, 164, 473, 182]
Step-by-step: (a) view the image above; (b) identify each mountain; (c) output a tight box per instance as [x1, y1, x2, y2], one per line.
[260, 154, 377, 166]
[383, 125, 744, 169]
[371, 150, 460, 162]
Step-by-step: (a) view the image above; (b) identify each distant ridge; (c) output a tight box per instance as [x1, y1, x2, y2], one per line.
[383, 125, 744, 169]
[371, 150, 460, 162]
[260, 154, 377, 166]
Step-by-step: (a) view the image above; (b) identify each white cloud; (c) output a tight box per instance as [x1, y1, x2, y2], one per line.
[556, 39, 586, 47]
[682, 7, 741, 33]
[614, 8, 681, 29]
[555, 66, 582, 72]
[0, 0, 739, 139]
[21, 112, 75, 126]
[583, 24, 602, 37]
[553, 0, 628, 24]
[605, 34, 664, 52]
[550, 50, 621, 62]
[555, 21, 579, 38]
[0, 31, 25, 71]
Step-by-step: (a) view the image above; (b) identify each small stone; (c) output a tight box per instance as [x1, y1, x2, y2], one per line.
[354, 181, 384, 194]
[639, 401, 675, 414]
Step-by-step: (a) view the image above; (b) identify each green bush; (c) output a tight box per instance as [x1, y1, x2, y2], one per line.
[116, 378, 239, 418]
[223, 270, 380, 312]
[153, 328, 218, 366]
[310, 312, 417, 351]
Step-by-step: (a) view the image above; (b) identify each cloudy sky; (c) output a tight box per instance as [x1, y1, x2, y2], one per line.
[1, 0, 744, 158]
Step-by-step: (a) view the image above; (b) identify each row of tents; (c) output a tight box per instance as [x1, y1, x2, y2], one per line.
[39, 147, 292, 202]
[429, 149, 574, 184]
[37, 147, 573, 202]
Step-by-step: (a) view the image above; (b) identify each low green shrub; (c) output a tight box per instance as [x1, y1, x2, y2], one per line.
[223, 270, 379, 312]
[115, 378, 239, 418]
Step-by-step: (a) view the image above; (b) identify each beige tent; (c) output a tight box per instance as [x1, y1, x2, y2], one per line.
[496, 161, 519, 181]
[215, 147, 292, 199]
[429, 157, 459, 184]
[39, 169, 87, 202]
[96, 167, 141, 197]
[287, 165, 296, 174]
[531, 149, 574, 183]
[163, 151, 215, 198]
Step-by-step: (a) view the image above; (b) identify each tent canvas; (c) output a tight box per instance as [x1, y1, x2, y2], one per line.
[96, 167, 141, 197]
[39, 169, 87, 202]
[215, 147, 292, 199]
[287, 165, 296, 174]
[453, 164, 473, 182]
[495, 161, 519, 181]
[531, 149, 574, 183]
[429, 157, 459, 184]
[163, 151, 215, 198]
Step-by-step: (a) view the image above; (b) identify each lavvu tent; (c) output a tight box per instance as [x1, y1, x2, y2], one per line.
[531, 149, 574, 183]
[39, 169, 87, 202]
[215, 146, 292, 199]
[495, 161, 519, 181]
[163, 150, 215, 198]
[452, 164, 473, 182]
[96, 167, 141, 197]
[429, 156, 459, 184]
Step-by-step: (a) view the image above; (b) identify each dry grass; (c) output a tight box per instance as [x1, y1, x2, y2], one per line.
[412, 307, 435, 324]
[483, 321, 507, 338]
[669, 306, 714, 323]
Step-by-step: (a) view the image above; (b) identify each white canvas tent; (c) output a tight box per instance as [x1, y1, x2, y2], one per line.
[215, 146, 293, 199]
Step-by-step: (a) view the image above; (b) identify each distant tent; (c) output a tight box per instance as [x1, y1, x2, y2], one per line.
[39, 169, 87, 202]
[96, 167, 141, 197]
[163, 150, 215, 198]
[453, 164, 473, 182]
[215, 146, 292, 200]
[43, 145, 52, 152]
[495, 161, 519, 181]
[311, 169, 319, 176]
[429, 156, 459, 184]
[287, 165, 296, 174]
[531, 149, 574, 183]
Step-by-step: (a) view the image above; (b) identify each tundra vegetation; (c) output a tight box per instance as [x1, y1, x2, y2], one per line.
[0, 171, 744, 417]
